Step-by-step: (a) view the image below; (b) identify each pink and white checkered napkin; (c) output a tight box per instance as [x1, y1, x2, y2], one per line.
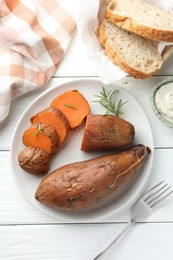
[0, 0, 76, 123]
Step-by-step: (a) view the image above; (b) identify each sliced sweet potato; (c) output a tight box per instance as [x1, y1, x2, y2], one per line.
[22, 123, 59, 155]
[30, 107, 69, 144]
[50, 90, 90, 129]
[81, 114, 135, 151]
[18, 146, 51, 175]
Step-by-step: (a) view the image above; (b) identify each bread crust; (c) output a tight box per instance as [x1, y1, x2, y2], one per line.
[97, 21, 161, 79]
[106, 7, 173, 42]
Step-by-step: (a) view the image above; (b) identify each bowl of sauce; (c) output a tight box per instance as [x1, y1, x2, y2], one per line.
[150, 77, 173, 128]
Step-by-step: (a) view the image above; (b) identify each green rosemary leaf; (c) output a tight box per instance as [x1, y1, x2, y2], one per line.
[115, 99, 128, 116]
[33, 124, 51, 137]
[64, 103, 78, 109]
[92, 86, 128, 117]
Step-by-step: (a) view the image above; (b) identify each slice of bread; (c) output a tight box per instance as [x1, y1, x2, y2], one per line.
[106, 0, 173, 42]
[96, 18, 163, 78]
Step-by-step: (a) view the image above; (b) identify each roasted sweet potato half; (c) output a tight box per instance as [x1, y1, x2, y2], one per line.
[81, 114, 135, 151]
[35, 145, 150, 211]
[18, 146, 51, 175]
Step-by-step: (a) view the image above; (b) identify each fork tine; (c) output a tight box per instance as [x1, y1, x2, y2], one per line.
[150, 189, 173, 208]
[144, 183, 169, 202]
[143, 180, 164, 201]
[146, 185, 171, 205]
[142, 181, 173, 209]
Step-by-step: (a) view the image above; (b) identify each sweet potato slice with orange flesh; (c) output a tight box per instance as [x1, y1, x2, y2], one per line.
[22, 123, 59, 155]
[50, 90, 90, 129]
[30, 107, 69, 144]
[81, 114, 135, 151]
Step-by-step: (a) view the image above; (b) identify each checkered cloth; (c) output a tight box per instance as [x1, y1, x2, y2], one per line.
[0, 0, 76, 123]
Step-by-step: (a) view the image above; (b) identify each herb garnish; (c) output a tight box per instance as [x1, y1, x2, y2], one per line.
[64, 103, 78, 109]
[93, 86, 128, 117]
[33, 124, 51, 137]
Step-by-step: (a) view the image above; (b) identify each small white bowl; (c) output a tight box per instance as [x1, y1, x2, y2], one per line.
[150, 77, 173, 129]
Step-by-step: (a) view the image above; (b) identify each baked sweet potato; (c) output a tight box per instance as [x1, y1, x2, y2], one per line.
[18, 146, 51, 175]
[81, 114, 135, 151]
[35, 144, 150, 210]
[22, 123, 59, 155]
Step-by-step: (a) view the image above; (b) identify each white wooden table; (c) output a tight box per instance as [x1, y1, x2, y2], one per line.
[1, 7, 173, 259]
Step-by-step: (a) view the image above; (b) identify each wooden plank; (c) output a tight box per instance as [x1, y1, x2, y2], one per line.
[56, 32, 96, 77]
[1, 149, 173, 224]
[96, 223, 173, 260]
[0, 223, 173, 260]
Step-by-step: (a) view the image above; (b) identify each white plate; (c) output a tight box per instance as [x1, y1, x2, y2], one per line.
[11, 79, 154, 222]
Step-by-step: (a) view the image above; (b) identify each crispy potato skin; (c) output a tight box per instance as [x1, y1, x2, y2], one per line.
[18, 146, 51, 175]
[35, 145, 150, 210]
[81, 114, 135, 151]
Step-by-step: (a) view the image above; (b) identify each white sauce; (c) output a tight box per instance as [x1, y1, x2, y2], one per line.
[155, 82, 173, 124]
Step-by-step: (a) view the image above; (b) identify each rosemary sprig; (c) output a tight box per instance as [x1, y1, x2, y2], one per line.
[33, 124, 51, 137]
[64, 103, 78, 109]
[92, 86, 128, 117]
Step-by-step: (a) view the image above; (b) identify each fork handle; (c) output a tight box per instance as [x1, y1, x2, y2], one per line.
[92, 220, 135, 260]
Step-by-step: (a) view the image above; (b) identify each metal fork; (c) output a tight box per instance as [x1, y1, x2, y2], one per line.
[92, 181, 173, 260]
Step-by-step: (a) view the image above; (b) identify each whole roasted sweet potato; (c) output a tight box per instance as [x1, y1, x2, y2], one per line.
[81, 114, 135, 151]
[18, 146, 51, 175]
[35, 144, 150, 210]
